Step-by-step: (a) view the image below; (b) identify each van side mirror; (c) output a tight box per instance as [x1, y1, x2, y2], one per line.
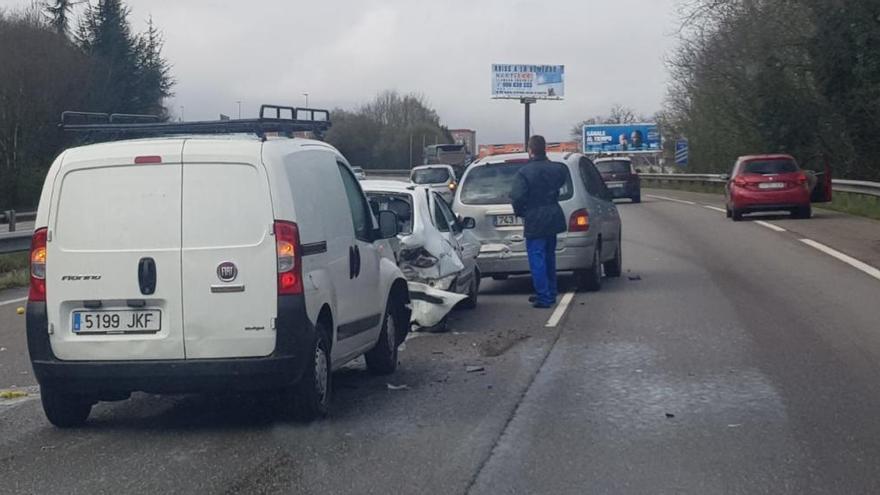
[461, 217, 476, 229]
[377, 210, 399, 239]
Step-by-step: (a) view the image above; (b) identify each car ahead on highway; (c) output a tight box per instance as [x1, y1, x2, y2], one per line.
[362, 180, 481, 307]
[351, 166, 367, 180]
[452, 152, 623, 290]
[595, 156, 641, 203]
[411, 164, 458, 203]
[26, 108, 411, 427]
[724, 154, 831, 221]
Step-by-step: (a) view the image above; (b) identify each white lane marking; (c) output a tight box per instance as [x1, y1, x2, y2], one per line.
[0, 297, 27, 307]
[704, 205, 727, 214]
[545, 291, 576, 328]
[800, 239, 880, 282]
[646, 194, 696, 206]
[754, 220, 787, 232]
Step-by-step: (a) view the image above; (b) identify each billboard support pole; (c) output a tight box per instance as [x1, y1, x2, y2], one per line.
[521, 97, 536, 149]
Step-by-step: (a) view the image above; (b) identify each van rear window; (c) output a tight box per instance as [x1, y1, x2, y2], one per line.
[55, 165, 181, 250]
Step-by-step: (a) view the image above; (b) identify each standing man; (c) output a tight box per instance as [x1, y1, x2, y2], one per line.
[510, 135, 568, 308]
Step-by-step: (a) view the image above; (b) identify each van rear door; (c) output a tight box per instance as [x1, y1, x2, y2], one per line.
[180, 140, 277, 359]
[46, 140, 185, 361]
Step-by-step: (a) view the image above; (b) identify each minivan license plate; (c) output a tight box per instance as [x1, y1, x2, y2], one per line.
[494, 215, 523, 227]
[72, 310, 161, 334]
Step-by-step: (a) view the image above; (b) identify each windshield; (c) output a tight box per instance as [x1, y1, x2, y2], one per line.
[595, 161, 632, 174]
[743, 160, 799, 175]
[411, 168, 450, 184]
[460, 162, 573, 205]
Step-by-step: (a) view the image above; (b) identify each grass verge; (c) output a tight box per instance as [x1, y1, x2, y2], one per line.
[0, 252, 29, 291]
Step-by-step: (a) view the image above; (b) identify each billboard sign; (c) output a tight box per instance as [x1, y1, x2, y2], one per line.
[583, 123, 661, 154]
[491, 64, 565, 100]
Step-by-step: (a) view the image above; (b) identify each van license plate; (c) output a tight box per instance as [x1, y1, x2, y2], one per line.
[72, 310, 161, 334]
[494, 215, 523, 227]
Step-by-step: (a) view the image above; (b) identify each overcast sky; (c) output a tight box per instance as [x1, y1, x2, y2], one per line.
[4, 0, 682, 144]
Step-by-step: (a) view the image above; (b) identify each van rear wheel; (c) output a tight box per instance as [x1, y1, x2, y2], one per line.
[289, 322, 331, 421]
[41, 387, 92, 428]
[365, 300, 400, 375]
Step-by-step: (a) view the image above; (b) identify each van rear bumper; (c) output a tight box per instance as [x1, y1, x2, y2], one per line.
[26, 296, 315, 395]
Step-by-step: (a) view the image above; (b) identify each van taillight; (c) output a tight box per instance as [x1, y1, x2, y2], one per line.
[29, 228, 48, 302]
[274, 221, 302, 295]
[569, 209, 590, 232]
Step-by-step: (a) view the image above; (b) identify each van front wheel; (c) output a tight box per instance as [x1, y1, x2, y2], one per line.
[41, 387, 92, 428]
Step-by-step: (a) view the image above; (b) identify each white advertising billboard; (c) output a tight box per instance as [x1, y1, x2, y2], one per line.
[491, 64, 565, 100]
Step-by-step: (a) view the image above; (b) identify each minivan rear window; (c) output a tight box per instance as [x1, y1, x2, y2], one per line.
[412, 168, 450, 184]
[743, 160, 799, 174]
[459, 162, 573, 205]
[595, 160, 632, 174]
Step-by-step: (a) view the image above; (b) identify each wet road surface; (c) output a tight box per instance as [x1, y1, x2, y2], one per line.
[2, 192, 880, 494]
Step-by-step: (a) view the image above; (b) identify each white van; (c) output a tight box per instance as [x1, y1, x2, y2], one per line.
[26, 108, 411, 427]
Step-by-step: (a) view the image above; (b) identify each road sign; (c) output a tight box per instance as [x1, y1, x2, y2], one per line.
[675, 139, 689, 166]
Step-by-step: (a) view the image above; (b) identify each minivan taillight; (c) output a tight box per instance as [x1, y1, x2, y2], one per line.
[29, 228, 48, 302]
[274, 221, 303, 295]
[569, 209, 590, 232]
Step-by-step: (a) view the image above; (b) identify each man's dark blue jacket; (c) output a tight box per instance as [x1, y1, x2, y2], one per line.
[510, 156, 568, 239]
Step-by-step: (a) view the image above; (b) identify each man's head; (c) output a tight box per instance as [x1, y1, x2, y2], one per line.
[528, 135, 547, 159]
[631, 130, 644, 148]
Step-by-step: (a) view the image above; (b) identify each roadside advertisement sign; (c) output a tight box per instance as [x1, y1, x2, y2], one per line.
[583, 123, 661, 154]
[491, 64, 565, 100]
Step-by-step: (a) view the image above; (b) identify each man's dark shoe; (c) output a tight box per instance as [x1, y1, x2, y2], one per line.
[529, 295, 537, 303]
[532, 302, 553, 309]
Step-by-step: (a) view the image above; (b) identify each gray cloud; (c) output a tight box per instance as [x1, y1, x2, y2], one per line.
[2, 0, 680, 144]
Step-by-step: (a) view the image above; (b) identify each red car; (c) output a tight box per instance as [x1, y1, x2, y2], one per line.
[725, 154, 831, 221]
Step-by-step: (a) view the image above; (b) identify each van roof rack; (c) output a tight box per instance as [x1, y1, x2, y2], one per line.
[59, 104, 332, 140]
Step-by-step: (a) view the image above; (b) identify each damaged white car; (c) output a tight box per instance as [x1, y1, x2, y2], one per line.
[363, 180, 481, 328]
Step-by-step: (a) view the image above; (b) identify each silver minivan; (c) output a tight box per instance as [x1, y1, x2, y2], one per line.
[452, 152, 622, 290]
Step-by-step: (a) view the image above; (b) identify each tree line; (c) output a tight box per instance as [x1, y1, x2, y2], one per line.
[664, 0, 880, 179]
[0, 0, 173, 210]
[325, 91, 453, 170]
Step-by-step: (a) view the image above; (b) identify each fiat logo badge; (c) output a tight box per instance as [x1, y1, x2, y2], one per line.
[217, 262, 238, 282]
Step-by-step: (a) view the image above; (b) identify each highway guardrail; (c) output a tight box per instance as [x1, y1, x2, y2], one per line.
[640, 173, 880, 198]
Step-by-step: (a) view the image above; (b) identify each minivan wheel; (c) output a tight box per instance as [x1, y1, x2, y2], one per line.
[289, 323, 331, 421]
[578, 247, 602, 292]
[603, 237, 623, 278]
[365, 301, 399, 375]
[41, 387, 92, 428]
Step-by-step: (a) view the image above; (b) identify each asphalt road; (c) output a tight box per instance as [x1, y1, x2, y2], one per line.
[1, 191, 879, 494]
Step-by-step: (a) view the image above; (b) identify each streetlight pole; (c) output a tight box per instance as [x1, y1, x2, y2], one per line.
[235, 100, 242, 119]
[180, 105, 185, 122]
[303, 93, 310, 107]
